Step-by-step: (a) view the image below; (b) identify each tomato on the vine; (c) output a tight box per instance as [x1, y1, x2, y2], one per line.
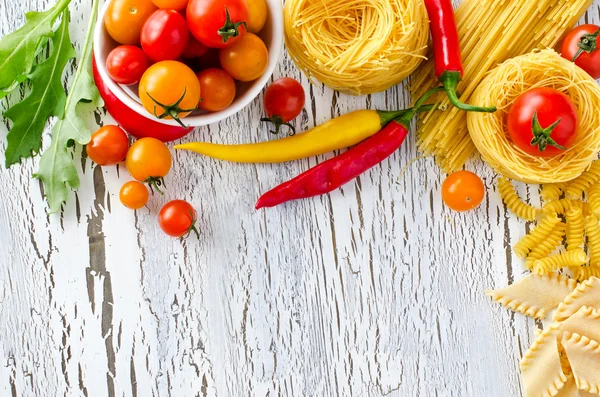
[138, 61, 201, 127]
[141, 9, 189, 62]
[151, 0, 189, 11]
[86, 125, 129, 166]
[441, 171, 485, 212]
[126, 137, 172, 193]
[561, 24, 600, 79]
[159, 200, 199, 238]
[219, 33, 268, 82]
[245, 0, 267, 33]
[120, 181, 149, 210]
[186, 0, 249, 49]
[507, 88, 579, 157]
[261, 78, 305, 134]
[104, 0, 157, 45]
[197, 68, 236, 112]
[106, 45, 150, 85]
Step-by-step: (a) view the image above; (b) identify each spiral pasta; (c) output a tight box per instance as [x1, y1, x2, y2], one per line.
[565, 161, 600, 199]
[541, 183, 566, 203]
[514, 213, 561, 258]
[588, 184, 600, 218]
[566, 208, 585, 252]
[574, 266, 600, 281]
[533, 250, 588, 275]
[284, 0, 429, 95]
[586, 215, 600, 267]
[467, 50, 600, 183]
[498, 178, 540, 221]
[543, 199, 589, 216]
[525, 222, 567, 269]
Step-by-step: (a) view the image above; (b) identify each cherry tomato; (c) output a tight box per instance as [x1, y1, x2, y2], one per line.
[159, 200, 199, 238]
[219, 33, 268, 81]
[441, 171, 485, 212]
[183, 37, 209, 59]
[104, 0, 157, 45]
[86, 125, 129, 166]
[198, 48, 222, 69]
[138, 61, 201, 126]
[126, 137, 172, 192]
[141, 9, 189, 62]
[197, 69, 236, 112]
[187, 0, 249, 49]
[151, 0, 189, 11]
[120, 181, 149, 210]
[245, 0, 267, 33]
[507, 88, 579, 157]
[106, 45, 150, 85]
[262, 78, 305, 134]
[561, 24, 600, 79]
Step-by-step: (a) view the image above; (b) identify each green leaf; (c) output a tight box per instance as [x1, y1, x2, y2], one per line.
[34, 0, 102, 214]
[4, 10, 75, 167]
[0, 0, 71, 98]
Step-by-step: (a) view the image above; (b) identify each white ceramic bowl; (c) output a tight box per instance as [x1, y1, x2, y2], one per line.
[94, 0, 283, 127]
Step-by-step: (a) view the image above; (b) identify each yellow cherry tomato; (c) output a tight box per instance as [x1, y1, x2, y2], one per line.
[126, 138, 172, 194]
[120, 181, 149, 209]
[219, 33, 268, 82]
[138, 61, 201, 126]
[104, 0, 157, 45]
[245, 0, 267, 33]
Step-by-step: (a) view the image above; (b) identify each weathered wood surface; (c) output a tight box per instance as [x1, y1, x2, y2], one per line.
[1, 0, 598, 396]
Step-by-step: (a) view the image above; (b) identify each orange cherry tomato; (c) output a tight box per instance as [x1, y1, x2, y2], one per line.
[245, 0, 267, 33]
[86, 125, 129, 165]
[120, 181, 149, 209]
[151, 0, 189, 11]
[219, 33, 268, 82]
[126, 138, 172, 192]
[197, 68, 236, 112]
[138, 61, 201, 126]
[104, 0, 157, 45]
[441, 171, 485, 212]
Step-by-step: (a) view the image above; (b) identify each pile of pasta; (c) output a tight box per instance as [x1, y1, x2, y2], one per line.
[469, 50, 600, 184]
[409, 0, 593, 172]
[284, 0, 429, 95]
[487, 275, 600, 396]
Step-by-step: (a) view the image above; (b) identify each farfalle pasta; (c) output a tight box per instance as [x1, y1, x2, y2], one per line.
[561, 333, 600, 395]
[554, 278, 600, 322]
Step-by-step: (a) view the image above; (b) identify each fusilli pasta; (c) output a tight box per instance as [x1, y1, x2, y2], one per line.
[498, 178, 539, 221]
[533, 250, 588, 275]
[514, 212, 561, 258]
[566, 208, 585, 252]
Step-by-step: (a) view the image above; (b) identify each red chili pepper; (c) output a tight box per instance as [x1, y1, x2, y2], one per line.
[424, 0, 496, 113]
[92, 59, 192, 142]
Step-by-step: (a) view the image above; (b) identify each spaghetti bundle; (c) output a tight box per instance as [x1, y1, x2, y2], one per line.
[468, 50, 600, 184]
[410, 0, 593, 172]
[284, 0, 429, 95]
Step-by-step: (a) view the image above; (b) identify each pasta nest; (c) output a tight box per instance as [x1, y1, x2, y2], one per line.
[467, 50, 600, 184]
[283, 0, 429, 95]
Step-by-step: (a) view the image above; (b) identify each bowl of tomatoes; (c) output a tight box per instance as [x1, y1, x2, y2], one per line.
[93, 0, 283, 128]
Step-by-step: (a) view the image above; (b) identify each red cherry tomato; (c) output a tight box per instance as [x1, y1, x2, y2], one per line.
[141, 9, 189, 62]
[86, 125, 130, 165]
[507, 88, 579, 157]
[197, 68, 236, 112]
[183, 36, 209, 58]
[262, 78, 306, 135]
[441, 171, 485, 212]
[159, 200, 199, 238]
[186, 0, 249, 49]
[561, 24, 600, 79]
[106, 45, 151, 85]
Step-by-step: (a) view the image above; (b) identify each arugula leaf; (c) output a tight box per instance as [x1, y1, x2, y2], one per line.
[34, 0, 102, 213]
[4, 10, 75, 167]
[0, 0, 71, 98]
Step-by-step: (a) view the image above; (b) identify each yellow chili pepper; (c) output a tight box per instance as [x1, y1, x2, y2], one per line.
[174, 109, 409, 163]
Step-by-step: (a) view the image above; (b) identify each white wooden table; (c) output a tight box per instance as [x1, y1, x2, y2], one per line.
[1, 0, 598, 396]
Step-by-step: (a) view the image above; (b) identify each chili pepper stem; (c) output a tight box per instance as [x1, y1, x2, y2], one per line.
[260, 116, 296, 135]
[148, 88, 197, 128]
[145, 177, 166, 195]
[218, 7, 247, 43]
[572, 27, 600, 62]
[440, 71, 497, 113]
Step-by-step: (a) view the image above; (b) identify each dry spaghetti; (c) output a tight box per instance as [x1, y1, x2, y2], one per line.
[410, 0, 593, 172]
[283, 0, 429, 95]
[467, 50, 600, 184]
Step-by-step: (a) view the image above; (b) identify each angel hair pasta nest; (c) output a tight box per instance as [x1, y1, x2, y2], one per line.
[467, 50, 600, 184]
[283, 0, 429, 96]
